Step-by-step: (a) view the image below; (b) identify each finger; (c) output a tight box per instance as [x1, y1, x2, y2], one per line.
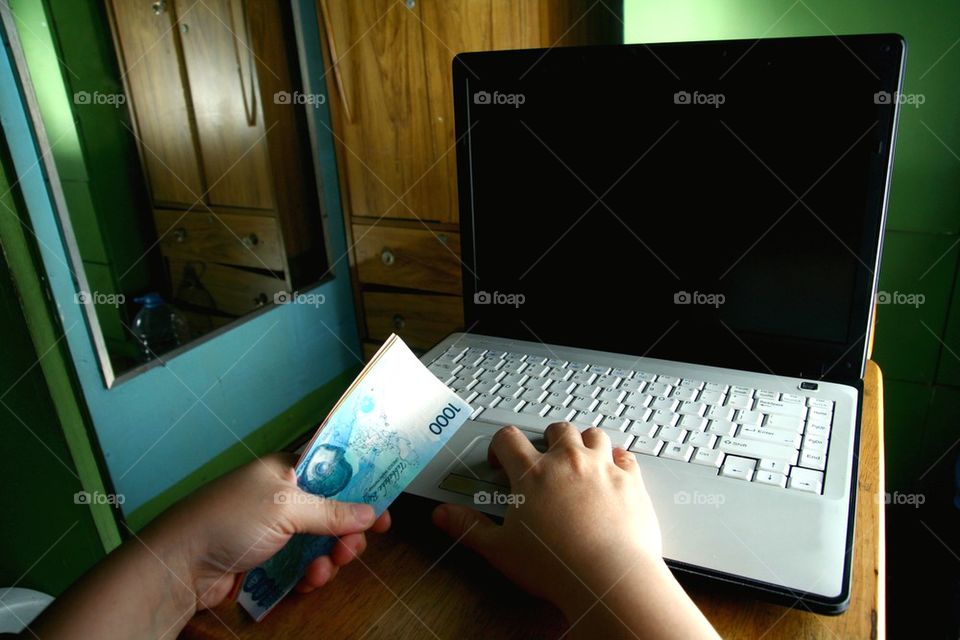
[612, 447, 639, 472]
[331, 532, 367, 566]
[432, 504, 503, 560]
[296, 556, 338, 592]
[288, 495, 375, 536]
[544, 421, 581, 450]
[488, 426, 539, 484]
[370, 510, 391, 534]
[581, 426, 612, 454]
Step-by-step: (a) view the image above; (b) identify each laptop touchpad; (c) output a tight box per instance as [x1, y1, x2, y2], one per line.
[438, 432, 547, 496]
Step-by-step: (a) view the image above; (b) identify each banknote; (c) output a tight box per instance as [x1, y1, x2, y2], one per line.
[236, 334, 472, 621]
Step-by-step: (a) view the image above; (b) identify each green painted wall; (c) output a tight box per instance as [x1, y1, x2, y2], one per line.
[624, 0, 960, 496]
[0, 149, 109, 596]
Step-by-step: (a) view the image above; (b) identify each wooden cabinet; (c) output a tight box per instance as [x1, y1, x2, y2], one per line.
[318, 0, 621, 355]
[108, 0, 324, 333]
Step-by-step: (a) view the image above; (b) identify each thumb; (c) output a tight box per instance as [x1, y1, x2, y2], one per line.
[286, 493, 376, 536]
[432, 503, 501, 558]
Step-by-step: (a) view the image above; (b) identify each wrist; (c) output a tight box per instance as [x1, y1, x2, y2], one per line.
[556, 550, 671, 622]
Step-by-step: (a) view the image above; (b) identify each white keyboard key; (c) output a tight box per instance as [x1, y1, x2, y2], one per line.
[572, 371, 596, 384]
[571, 411, 603, 428]
[678, 401, 707, 417]
[650, 397, 678, 412]
[612, 368, 634, 378]
[627, 421, 657, 437]
[450, 377, 475, 391]
[596, 374, 621, 389]
[788, 467, 823, 493]
[472, 393, 501, 409]
[678, 414, 707, 431]
[501, 361, 527, 374]
[545, 358, 567, 368]
[679, 378, 704, 390]
[626, 391, 652, 407]
[604, 416, 632, 432]
[802, 434, 828, 452]
[805, 422, 831, 439]
[698, 390, 725, 405]
[629, 435, 663, 456]
[807, 397, 834, 411]
[726, 395, 753, 410]
[550, 380, 577, 395]
[499, 397, 524, 412]
[720, 455, 756, 480]
[736, 410, 764, 426]
[660, 442, 694, 462]
[525, 376, 550, 390]
[521, 402, 549, 416]
[759, 459, 790, 474]
[596, 400, 624, 417]
[755, 470, 787, 488]
[569, 396, 598, 412]
[496, 383, 522, 399]
[634, 371, 657, 382]
[521, 388, 547, 403]
[672, 387, 698, 401]
[525, 365, 549, 378]
[755, 390, 780, 401]
[649, 409, 679, 427]
[458, 389, 478, 404]
[657, 375, 681, 386]
[717, 437, 799, 465]
[589, 365, 610, 375]
[656, 426, 685, 442]
[525, 356, 547, 365]
[737, 427, 801, 449]
[704, 382, 729, 393]
[477, 369, 504, 383]
[544, 391, 572, 407]
[706, 420, 737, 436]
[799, 449, 827, 470]
[598, 388, 626, 403]
[571, 385, 599, 400]
[620, 379, 645, 393]
[705, 405, 736, 421]
[645, 382, 672, 397]
[692, 447, 724, 468]
[779, 393, 804, 405]
[755, 399, 805, 418]
[765, 414, 804, 432]
[545, 406, 576, 421]
[807, 408, 832, 426]
[688, 431, 716, 449]
[623, 405, 651, 422]
[500, 373, 527, 386]
[547, 368, 572, 381]
[730, 386, 754, 397]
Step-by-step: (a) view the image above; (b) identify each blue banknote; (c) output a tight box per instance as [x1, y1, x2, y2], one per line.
[237, 334, 471, 620]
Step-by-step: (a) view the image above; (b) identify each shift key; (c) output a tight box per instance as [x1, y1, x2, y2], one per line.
[718, 436, 798, 465]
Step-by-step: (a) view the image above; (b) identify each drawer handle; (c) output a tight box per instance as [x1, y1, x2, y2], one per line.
[392, 313, 406, 330]
[152, 1, 166, 15]
[380, 248, 396, 266]
[241, 233, 259, 249]
[173, 227, 188, 243]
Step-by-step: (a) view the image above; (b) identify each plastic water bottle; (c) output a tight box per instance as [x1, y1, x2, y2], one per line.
[132, 293, 189, 362]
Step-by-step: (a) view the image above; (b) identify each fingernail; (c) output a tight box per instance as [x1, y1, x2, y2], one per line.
[432, 505, 448, 528]
[352, 503, 374, 525]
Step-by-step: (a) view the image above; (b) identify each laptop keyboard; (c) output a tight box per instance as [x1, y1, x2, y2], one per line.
[428, 345, 834, 495]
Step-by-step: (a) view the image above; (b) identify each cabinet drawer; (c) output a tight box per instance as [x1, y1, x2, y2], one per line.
[167, 259, 288, 316]
[154, 209, 284, 271]
[353, 225, 462, 294]
[364, 292, 463, 350]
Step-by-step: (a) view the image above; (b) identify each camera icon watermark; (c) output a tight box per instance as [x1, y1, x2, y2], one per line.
[674, 490, 725, 508]
[473, 290, 525, 308]
[473, 90, 525, 108]
[474, 489, 525, 508]
[274, 290, 326, 307]
[875, 290, 924, 308]
[673, 90, 725, 108]
[75, 290, 125, 308]
[74, 490, 125, 506]
[273, 491, 325, 506]
[274, 90, 327, 108]
[673, 290, 725, 308]
[73, 90, 126, 108]
[873, 91, 925, 108]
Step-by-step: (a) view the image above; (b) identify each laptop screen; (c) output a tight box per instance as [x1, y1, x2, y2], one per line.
[454, 35, 904, 381]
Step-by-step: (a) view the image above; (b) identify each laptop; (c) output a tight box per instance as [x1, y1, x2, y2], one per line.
[405, 34, 905, 614]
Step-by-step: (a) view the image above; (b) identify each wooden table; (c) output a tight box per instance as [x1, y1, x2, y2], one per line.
[183, 362, 884, 640]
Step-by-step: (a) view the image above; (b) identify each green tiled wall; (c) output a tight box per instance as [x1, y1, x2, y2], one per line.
[625, 0, 960, 497]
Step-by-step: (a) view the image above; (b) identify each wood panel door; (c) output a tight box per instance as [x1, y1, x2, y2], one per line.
[108, 0, 203, 207]
[176, 0, 275, 212]
[318, 0, 453, 223]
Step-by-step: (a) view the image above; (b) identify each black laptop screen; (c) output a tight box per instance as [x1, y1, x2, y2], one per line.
[454, 36, 903, 380]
